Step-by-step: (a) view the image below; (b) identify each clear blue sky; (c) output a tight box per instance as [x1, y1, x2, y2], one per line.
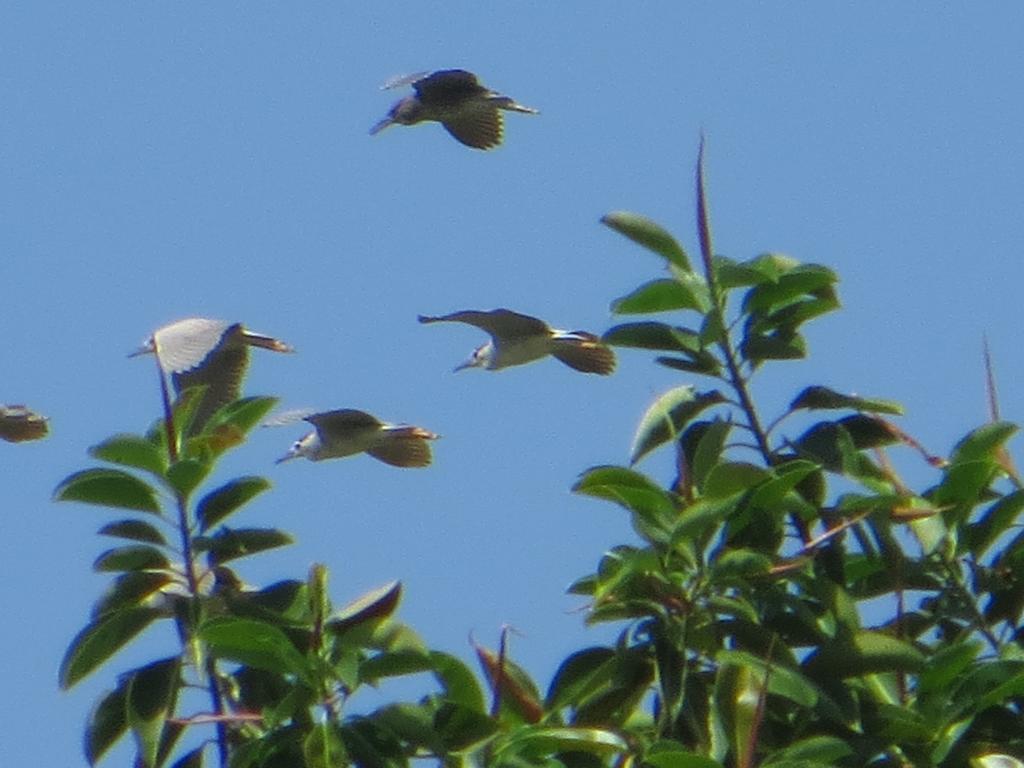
[3, 4, 1023, 765]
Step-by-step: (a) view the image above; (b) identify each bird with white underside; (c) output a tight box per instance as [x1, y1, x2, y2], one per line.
[418, 309, 616, 375]
[131, 318, 293, 435]
[271, 409, 439, 468]
[370, 69, 538, 150]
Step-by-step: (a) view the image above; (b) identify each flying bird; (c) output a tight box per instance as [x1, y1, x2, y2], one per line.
[370, 69, 538, 150]
[418, 309, 616, 375]
[272, 408, 438, 467]
[0, 404, 49, 443]
[132, 318, 294, 435]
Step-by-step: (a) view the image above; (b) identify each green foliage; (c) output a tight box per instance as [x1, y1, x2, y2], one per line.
[55, 149, 1024, 767]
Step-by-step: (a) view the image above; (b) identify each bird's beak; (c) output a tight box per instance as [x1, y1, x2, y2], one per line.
[453, 358, 474, 373]
[275, 451, 298, 465]
[369, 116, 395, 135]
[127, 342, 153, 358]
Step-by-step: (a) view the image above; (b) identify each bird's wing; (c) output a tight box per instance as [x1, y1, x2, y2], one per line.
[412, 69, 485, 104]
[418, 309, 549, 340]
[153, 318, 234, 374]
[172, 342, 249, 434]
[380, 71, 431, 91]
[366, 426, 436, 468]
[442, 106, 504, 150]
[306, 409, 383, 436]
[549, 333, 617, 375]
[262, 408, 317, 427]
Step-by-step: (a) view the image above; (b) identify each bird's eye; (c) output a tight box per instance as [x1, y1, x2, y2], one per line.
[292, 441, 301, 451]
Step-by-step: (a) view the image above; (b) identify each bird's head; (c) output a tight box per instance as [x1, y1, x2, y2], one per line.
[276, 431, 320, 464]
[454, 343, 492, 372]
[371, 96, 423, 134]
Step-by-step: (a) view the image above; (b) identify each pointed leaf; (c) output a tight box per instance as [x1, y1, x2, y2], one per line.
[90, 434, 167, 475]
[98, 519, 168, 546]
[702, 462, 769, 498]
[431, 651, 486, 712]
[950, 422, 1018, 465]
[304, 723, 348, 768]
[328, 580, 402, 633]
[94, 545, 170, 573]
[93, 572, 172, 618]
[573, 466, 679, 532]
[205, 396, 280, 440]
[630, 387, 726, 465]
[165, 458, 210, 499]
[789, 386, 903, 416]
[603, 321, 702, 352]
[127, 657, 180, 768]
[60, 607, 163, 688]
[197, 476, 271, 532]
[611, 277, 710, 315]
[195, 527, 293, 566]
[804, 631, 925, 678]
[55, 468, 161, 514]
[85, 683, 129, 765]
[497, 726, 628, 760]
[601, 211, 691, 270]
[200, 617, 312, 683]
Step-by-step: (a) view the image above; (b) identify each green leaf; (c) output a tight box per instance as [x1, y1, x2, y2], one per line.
[93, 545, 170, 573]
[304, 723, 348, 768]
[573, 466, 679, 539]
[740, 327, 806, 364]
[655, 354, 722, 376]
[630, 387, 726, 465]
[603, 321, 701, 352]
[196, 476, 271, 532]
[496, 725, 628, 760]
[601, 211, 691, 271]
[328, 580, 402, 633]
[98, 519, 168, 546]
[127, 657, 180, 768]
[200, 617, 312, 683]
[55, 468, 162, 514]
[92, 572, 172, 618]
[741, 264, 838, 314]
[90, 433, 167, 476]
[60, 607, 163, 688]
[687, 420, 733, 490]
[546, 646, 617, 710]
[205, 395, 279, 440]
[804, 631, 925, 679]
[702, 462, 769, 498]
[646, 750, 725, 768]
[165, 458, 210, 499]
[965, 490, 1024, 557]
[972, 756, 1024, 768]
[431, 651, 486, 712]
[918, 640, 982, 694]
[718, 650, 820, 708]
[433, 702, 499, 750]
[761, 735, 854, 765]
[789, 386, 903, 415]
[950, 421, 1018, 465]
[85, 683, 129, 765]
[712, 549, 772, 580]
[195, 527, 293, 566]
[611, 277, 710, 315]
[359, 649, 434, 684]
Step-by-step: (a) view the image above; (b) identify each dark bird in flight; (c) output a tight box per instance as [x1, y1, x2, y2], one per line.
[370, 69, 538, 150]
[272, 408, 438, 467]
[418, 309, 616, 375]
